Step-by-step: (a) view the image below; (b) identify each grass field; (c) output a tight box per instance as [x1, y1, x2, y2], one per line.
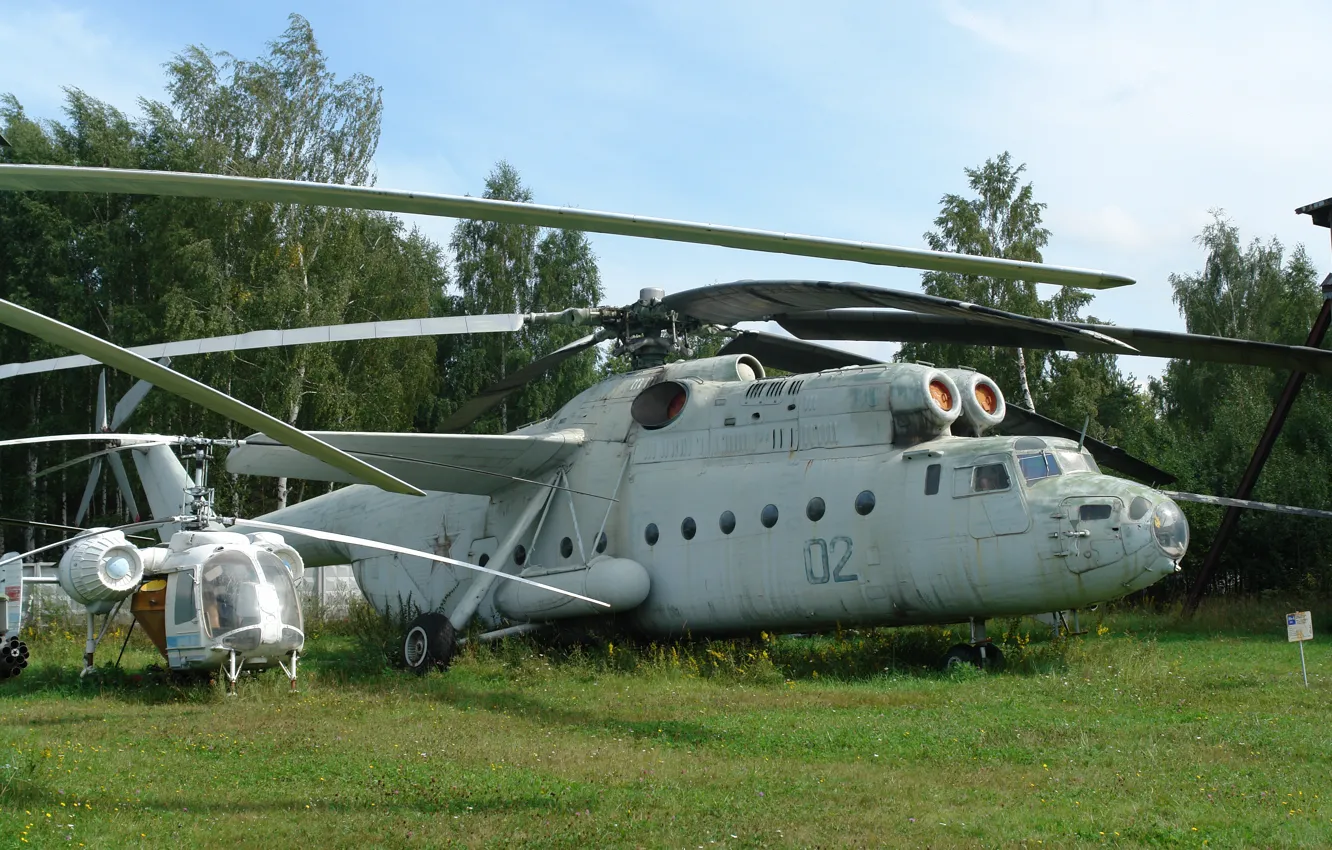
[2, 600, 1330, 848]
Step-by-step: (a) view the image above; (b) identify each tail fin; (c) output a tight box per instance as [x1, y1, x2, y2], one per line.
[130, 445, 192, 521]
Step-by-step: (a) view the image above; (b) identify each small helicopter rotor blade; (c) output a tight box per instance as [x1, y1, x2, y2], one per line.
[111, 358, 169, 430]
[36, 440, 175, 479]
[105, 451, 142, 522]
[777, 310, 1332, 377]
[235, 518, 611, 608]
[95, 370, 108, 432]
[436, 331, 612, 432]
[663, 281, 1136, 353]
[74, 456, 103, 526]
[0, 433, 176, 449]
[0, 298, 425, 497]
[0, 165, 1135, 289]
[0, 516, 191, 568]
[0, 515, 155, 542]
[1162, 491, 1332, 520]
[0, 316, 526, 381]
[717, 331, 879, 373]
[1001, 405, 1176, 485]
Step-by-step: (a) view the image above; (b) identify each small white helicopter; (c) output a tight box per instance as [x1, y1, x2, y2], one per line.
[2, 164, 1330, 673]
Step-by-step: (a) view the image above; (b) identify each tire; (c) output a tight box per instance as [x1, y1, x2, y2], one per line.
[978, 644, 1005, 672]
[942, 644, 980, 671]
[403, 612, 457, 675]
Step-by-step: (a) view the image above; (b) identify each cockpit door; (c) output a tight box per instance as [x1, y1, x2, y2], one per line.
[954, 458, 1031, 538]
[1058, 497, 1126, 573]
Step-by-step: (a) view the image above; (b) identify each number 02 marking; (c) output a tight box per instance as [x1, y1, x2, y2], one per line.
[804, 536, 856, 584]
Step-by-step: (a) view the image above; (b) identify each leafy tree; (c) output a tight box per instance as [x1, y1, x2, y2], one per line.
[1153, 213, 1332, 595]
[0, 16, 448, 543]
[434, 161, 603, 433]
[898, 152, 1090, 411]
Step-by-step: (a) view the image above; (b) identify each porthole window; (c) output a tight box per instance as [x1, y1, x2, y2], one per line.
[760, 504, 779, 528]
[645, 523, 659, 546]
[681, 517, 697, 540]
[478, 553, 490, 567]
[806, 497, 826, 522]
[595, 532, 608, 554]
[719, 510, 736, 535]
[560, 537, 573, 558]
[513, 545, 527, 566]
[855, 491, 875, 516]
[1129, 496, 1152, 521]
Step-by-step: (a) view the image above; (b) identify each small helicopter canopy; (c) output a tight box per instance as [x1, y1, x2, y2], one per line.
[198, 547, 303, 654]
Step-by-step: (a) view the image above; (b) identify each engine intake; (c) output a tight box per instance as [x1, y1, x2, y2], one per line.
[944, 369, 1007, 436]
[57, 529, 144, 607]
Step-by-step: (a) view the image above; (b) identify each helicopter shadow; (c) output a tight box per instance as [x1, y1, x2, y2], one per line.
[428, 680, 724, 749]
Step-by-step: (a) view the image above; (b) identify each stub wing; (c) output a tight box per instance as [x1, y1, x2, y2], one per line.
[226, 429, 585, 495]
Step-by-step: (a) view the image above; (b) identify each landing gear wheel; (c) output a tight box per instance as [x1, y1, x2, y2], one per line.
[942, 644, 980, 671]
[977, 644, 1005, 672]
[403, 613, 457, 675]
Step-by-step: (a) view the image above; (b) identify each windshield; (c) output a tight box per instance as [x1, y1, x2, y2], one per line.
[1018, 451, 1061, 484]
[200, 554, 262, 639]
[1055, 449, 1099, 474]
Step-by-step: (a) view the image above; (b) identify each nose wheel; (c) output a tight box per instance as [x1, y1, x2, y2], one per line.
[941, 618, 1005, 672]
[942, 643, 1005, 671]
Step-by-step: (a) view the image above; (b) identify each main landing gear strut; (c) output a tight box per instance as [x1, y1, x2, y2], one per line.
[942, 618, 1004, 672]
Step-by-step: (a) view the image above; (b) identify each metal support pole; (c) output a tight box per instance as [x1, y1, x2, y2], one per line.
[1183, 277, 1332, 615]
[1299, 640, 1308, 687]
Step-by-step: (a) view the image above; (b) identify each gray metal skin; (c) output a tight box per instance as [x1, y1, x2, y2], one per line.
[210, 354, 1186, 637]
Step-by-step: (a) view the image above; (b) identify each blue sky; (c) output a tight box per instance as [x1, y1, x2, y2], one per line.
[3, 1, 1330, 382]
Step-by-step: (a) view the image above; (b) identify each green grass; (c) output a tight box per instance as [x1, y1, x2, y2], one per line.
[3, 601, 1331, 848]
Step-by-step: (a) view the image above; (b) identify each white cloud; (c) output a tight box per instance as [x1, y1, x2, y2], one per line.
[0, 6, 167, 118]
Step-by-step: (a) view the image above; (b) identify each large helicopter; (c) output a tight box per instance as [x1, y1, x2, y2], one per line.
[2, 164, 1331, 672]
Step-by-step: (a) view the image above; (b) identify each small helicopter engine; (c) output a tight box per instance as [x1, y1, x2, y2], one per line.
[57, 529, 144, 611]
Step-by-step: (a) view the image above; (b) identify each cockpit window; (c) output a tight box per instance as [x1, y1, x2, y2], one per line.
[1055, 449, 1098, 474]
[972, 463, 1011, 493]
[1018, 451, 1061, 484]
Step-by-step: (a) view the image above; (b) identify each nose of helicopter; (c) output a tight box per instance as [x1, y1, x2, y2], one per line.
[1150, 496, 1189, 562]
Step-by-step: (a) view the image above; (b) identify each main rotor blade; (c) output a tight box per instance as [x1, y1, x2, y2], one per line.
[0, 433, 175, 449]
[436, 331, 612, 432]
[0, 165, 1135, 289]
[777, 311, 1332, 376]
[106, 451, 142, 522]
[0, 515, 155, 543]
[36, 440, 175, 478]
[0, 298, 425, 497]
[1164, 491, 1332, 521]
[1001, 406, 1176, 485]
[718, 331, 878, 373]
[74, 456, 102, 526]
[664, 281, 1137, 352]
[111, 359, 169, 430]
[237, 518, 611, 608]
[0, 315, 524, 380]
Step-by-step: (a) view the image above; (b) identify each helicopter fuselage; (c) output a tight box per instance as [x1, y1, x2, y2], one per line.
[257, 355, 1187, 636]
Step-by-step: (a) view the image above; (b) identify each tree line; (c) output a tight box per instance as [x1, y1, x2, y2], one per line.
[2, 16, 1328, 600]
